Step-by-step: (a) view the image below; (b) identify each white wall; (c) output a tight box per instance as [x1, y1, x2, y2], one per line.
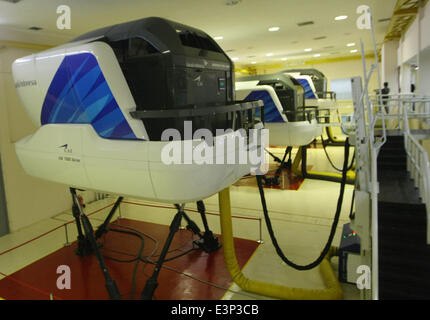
[399, 18, 419, 65]
[382, 40, 399, 94]
[393, 1, 430, 95]
[0, 45, 95, 232]
[419, 47, 430, 95]
[420, 0, 430, 52]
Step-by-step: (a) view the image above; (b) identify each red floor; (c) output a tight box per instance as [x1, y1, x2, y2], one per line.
[234, 164, 309, 191]
[0, 218, 259, 300]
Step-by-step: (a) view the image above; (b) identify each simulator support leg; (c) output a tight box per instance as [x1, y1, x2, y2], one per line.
[70, 189, 121, 300]
[141, 204, 185, 300]
[141, 202, 221, 300]
[195, 200, 221, 253]
[95, 196, 123, 240]
[70, 188, 92, 257]
[262, 147, 293, 186]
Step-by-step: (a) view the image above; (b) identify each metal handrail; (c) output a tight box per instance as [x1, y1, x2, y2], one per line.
[401, 100, 430, 244]
[373, 95, 430, 244]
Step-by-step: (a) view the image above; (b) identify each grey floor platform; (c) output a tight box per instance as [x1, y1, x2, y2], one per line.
[378, 169, 422, 205]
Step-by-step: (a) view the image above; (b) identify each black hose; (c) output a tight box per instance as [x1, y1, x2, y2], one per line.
[349, 188, 356, 220]
[101, 225, 198, 298]
[256, 138, 350, 271]
[101, 227, 145, 299]
[321, 136, 355, 172]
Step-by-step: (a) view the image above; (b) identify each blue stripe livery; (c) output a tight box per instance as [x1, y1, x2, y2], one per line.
[244, 91, 285, 123]
[41, 53, 139, 140]
[297, 79, 317, 99]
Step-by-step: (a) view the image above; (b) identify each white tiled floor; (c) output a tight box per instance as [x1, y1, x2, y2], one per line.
[0, 145, 361, 300]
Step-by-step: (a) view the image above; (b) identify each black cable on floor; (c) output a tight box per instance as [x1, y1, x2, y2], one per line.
[321, 136, 355, 172]
[101, 227, 145, 299]
[98, 223, 258, 299]
[256, 138, 350, 271]
[101, 223, 200, 299]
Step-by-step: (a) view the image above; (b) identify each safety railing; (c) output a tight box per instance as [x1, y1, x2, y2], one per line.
[355, 88, 430, 300]
[371, 94, 430, 244]
[370, 94, 430, 130]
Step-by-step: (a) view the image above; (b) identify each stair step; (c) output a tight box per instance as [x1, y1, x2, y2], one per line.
[382, 139, 404, 145]
[379, 146, 405, 153]
[379, 226, 426, 243]
[384, 136, 404, 142]
[380, 146, 405, 152]
[377, 170, 423, 204]
[378, 159, 406, 165]
[380, 143, 406, 151]
[379, 208, 426, 219]
[379, 271, 430, 288]
[379, 282, 430, 300]
[384, 137, 405, 146]
[379, 153, 407, 159]
[378, 158, 407, 165]
[378, 153, 407, 163]
[378, 217, 425, 230]
[378, 201, 426, 212]
[376, 145, 430, 299]
[379, 253, 430, 275]
[379, 241, 430, 260]
[378, 248, 430, 271]
[378, 157, 406, 162]
[378, 164, 407, 171]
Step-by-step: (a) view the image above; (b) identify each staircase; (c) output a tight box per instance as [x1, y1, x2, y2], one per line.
[378, 135, 430, 299]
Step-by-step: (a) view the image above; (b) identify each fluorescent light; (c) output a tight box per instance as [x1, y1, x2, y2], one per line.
[251, 61, 257, 64]
[232, 57, 239, 61]
[268, 27, 280, 32]
[304, 48, 312, 52]
[335, 15, 348, 21]
[281, 58, 288, 61]
[350, 49, 358, 53]
[347, 43, 356, 47]
[314, 54, 321, 57]
[214, 36, 224, 40]
[266, 53, 273, 56]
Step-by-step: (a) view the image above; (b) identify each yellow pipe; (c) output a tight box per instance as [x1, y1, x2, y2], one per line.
[326, 127, 346, 144]
[292, 147, 303, 176]
[309, 170, 356, 181]
[292, 147, 356, 181]
[218, 188, 343, 300]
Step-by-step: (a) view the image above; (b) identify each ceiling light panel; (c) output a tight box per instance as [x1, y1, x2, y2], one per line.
[335, 15, 348, 21]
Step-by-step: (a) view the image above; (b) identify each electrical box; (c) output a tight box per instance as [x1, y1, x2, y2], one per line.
[338, 223, 361, 284]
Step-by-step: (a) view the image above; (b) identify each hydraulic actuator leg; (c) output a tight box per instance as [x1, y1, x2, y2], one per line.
[70, 188, 92, 257]
[95, 196, 123, 240]
[70, 188, 121, 300]
[261, 147, 292, 186]
[141, 202, 221, 300]
[141, 204, 185, 300]
[194, 200, 221, 253]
